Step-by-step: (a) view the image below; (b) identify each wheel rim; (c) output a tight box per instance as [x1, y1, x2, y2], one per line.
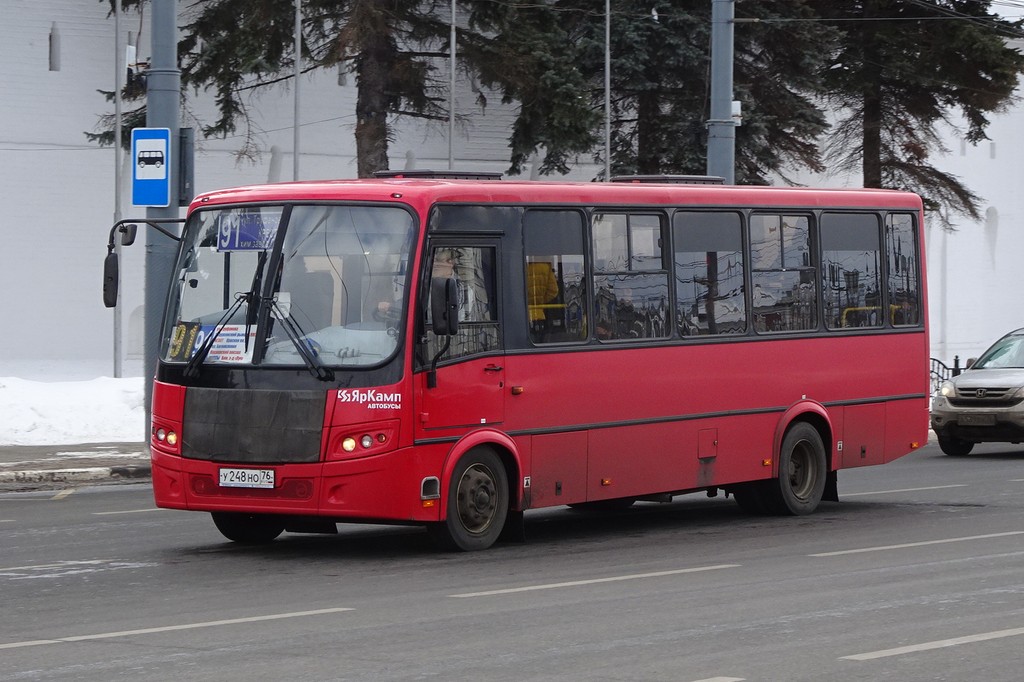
[456, 463, 498, 535]
[787, 440, 817, 501]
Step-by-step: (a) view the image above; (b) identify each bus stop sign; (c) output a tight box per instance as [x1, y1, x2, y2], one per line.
[131, 127, 171, 207]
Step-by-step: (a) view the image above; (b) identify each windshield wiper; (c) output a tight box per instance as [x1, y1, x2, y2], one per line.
[183, 293, 248, 378]
[243, 252, 268, 354]
[270, 299, 335, 381]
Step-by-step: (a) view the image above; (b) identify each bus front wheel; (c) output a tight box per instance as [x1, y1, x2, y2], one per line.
[428, 449, 509, 552]
[211, 512, 285, 544]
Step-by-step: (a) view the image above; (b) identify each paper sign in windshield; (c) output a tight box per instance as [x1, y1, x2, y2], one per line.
[167, 321, 256, 363]
[198, 325, 257, 363]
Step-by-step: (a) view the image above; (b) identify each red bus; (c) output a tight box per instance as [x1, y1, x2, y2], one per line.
[104, 173, 929, 551]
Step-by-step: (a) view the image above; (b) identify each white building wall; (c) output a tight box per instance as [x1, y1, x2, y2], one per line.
[923, 113, 1024, 368]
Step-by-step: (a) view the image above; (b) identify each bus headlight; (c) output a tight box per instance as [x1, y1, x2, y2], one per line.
[328, 420, 400, 461]
[151, 422, 181, 454]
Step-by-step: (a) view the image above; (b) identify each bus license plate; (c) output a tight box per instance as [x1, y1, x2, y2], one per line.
[219, 467, 275, 489]
[959, 414, 996, 426]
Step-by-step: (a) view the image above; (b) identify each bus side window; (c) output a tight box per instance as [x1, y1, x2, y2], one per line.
[673, 211, 746, 336]
[591, 213, 669, 341]
[524, 210, 588, 344]
[886, 213, 921, 327]
[820, 213, 881, 330]
[750, 214, 817, 333]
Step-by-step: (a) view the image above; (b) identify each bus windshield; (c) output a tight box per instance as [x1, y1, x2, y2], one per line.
[161, 203, 416, 369]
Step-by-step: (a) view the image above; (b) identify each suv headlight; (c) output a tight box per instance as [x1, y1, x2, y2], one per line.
[939, 381, 956, 398]
[1010, 386, 1024, 400]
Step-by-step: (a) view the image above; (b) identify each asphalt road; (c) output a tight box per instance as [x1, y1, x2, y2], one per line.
[1, 441, 1022, 681]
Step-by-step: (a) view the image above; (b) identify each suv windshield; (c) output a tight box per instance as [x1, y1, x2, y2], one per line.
[162, 204, 415, 370]
[973, 332, 1024, 369]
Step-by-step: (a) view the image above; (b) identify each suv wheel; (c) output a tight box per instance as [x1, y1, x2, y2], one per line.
[937, 435, 974, 457]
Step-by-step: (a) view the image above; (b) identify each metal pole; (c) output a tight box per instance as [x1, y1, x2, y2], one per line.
[294, 0, 301, 181]
[449, 0, 456, 170]
[113, 0, 123, 377]
[144, 0, 181, 434]
[706, 0, 735, 184]
[604, 0, 611, 182]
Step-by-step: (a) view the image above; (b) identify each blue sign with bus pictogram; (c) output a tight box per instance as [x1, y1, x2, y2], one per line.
[131, 127, 171, 207]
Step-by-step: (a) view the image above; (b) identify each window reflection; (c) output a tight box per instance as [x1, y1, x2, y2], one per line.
[821, 213, 882, 329]
[673, 211, 746, 336]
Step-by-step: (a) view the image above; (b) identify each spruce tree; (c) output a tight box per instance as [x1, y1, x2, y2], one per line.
[816, 0, 1024, 220]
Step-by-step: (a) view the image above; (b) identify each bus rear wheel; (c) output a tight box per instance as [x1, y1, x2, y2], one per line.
[428, 449, 509, 552]
[732, 483, 769, 515]
[211, 512, 285, 544]
[768, 422, 827, 515]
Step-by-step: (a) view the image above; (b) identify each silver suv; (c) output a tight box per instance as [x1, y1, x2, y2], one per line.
[931, 328, 1024, 456]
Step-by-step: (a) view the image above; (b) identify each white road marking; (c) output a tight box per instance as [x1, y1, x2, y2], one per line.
[810, 531, 1024, 557]
[842, 484, 967, 497]
[0, 559, 159, 581]
[0, 607, 354, 650]
[690, 678, 745, 682]
[0, 560, 107, 572]
[449, 564, 740, 598]
[50, 489, 75, 500]
[93, 508, 162, 516]
[842, 626, 1024, 660]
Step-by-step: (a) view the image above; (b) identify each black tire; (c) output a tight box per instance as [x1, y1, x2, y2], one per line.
[428, 449, 509, 552]
[937, 435, 974, 457]
[211, 512, 285, 544]
[763, 422, 828, 516]
[732, 482, 769, 515]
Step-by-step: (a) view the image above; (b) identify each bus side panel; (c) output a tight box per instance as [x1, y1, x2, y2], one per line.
[529, 432, 588, 507]
[585, 415, 780, 501]
[884, 397, 929, 463]
[841, 403, 887, 468]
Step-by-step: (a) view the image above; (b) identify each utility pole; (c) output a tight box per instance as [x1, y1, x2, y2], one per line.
[113, 0, 123, 378]
[143, 0, 181, 430]
[604, 0, 611, 182]
[448, 0, 456, 170]
[706, 0, 736, 184]
[294, 0, 301, 181]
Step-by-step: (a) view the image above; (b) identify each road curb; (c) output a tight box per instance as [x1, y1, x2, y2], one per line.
[0, 465, 151, 485]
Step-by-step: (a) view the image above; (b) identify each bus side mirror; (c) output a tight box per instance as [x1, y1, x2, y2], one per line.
[120, 223, 138, 246]
[430, 277, 460, 336]
[103, 251, 119, 308]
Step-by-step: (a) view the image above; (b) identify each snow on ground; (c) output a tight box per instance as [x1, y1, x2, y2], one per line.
[0, 361, 145, 446]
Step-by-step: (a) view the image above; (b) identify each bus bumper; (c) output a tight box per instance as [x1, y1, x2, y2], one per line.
[150, 446, 442, 523]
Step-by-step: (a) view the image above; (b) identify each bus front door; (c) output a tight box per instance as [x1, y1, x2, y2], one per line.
[417, 356, 505, 431]
[415, 244, 504, 432]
